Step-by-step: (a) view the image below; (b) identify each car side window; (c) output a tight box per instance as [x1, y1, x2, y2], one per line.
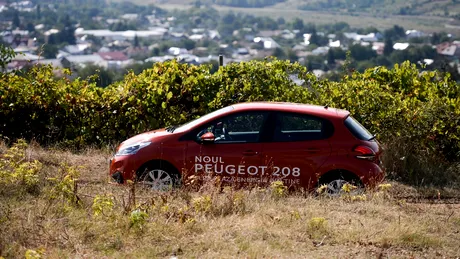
[197, 112, 268, 143]
[273, 112, 326, 142]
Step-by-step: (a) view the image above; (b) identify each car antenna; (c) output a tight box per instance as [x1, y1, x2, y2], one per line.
[324, 104, 329, 109]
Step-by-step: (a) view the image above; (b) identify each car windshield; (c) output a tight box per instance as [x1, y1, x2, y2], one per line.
[174, 106, 234, 132]
[344, 116, 375, 141]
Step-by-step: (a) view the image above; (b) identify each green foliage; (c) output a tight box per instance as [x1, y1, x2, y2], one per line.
[0, 139, 41, 192]
[92, 194, 115, 217]
[40, 44, 59, 59]
[46, 163, 81, 205]
[192, 195, 212, 214]
[0, 45, 16, 72]
[24, 249, 43, 259]
[1, 58, 460, 186]
[77, 64, 116, 88]
[307, 217, 328, 239]
[270, 180, 287, 199]
[129, 209, 148, 230]
[349, 44, 377, 61]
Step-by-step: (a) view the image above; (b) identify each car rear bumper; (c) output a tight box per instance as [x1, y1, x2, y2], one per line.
[359, 161, 385, 188]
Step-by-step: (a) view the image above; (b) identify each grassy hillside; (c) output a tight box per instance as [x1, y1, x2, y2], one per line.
[117, 0, 460, 16]
[115, 0, 460, 33]
[1, 141, 460, 258]
[291, 0, 460, 16]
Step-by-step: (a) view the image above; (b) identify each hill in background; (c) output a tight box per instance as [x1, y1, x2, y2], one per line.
[117, 0, 460, 33]
[127, 0, 459, 17]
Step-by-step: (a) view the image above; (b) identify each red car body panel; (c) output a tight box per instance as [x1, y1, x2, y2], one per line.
[109, 102, 385, 190]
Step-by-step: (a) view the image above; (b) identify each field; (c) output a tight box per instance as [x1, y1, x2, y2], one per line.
[1, 141, 460, 258]
[112, 0, 460, 33]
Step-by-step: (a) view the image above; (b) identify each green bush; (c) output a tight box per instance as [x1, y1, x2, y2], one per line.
[0, 58, 459, 186]
[0, 139, 41, 193]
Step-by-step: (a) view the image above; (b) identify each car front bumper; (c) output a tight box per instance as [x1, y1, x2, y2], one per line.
[109, 155, 138, 184]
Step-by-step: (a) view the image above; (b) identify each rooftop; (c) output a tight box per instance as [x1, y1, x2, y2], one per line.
[231, 102, 349, 118]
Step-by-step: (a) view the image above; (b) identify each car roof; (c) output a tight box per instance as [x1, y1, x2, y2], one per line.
[231, 102, 349, 119]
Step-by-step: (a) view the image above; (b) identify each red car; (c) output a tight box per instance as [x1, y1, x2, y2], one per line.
[109, 102, 384, 195]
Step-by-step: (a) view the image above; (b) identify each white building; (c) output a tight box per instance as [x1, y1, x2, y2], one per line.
[253, 37, 280, 49]
[393, 43, 410, 50]
[344, 32, 382, 42]
[74, 28, 167, 41]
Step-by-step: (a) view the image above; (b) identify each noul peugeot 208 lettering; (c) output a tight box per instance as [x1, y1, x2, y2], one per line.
[109, 102, 384, 195]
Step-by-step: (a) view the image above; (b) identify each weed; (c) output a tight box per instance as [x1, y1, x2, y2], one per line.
[399, 232, 441, 248]
[46, 163, 81, 206]
[0, 139, 42, 193]
[24, 250, 40, 259]
[92, 194, 115, 217]
[270, 181, 287, 199]
[192, 195, 212, 214]
[24, 248, 44, 259]
[129, 209, 148, 230]
[308, 217, 329, 239]
[316, 184, 328, 194]
[349, 194, 367, 202]
[341, 183, 358, 193]
[378, 183, 392, 191]
[290, 210, 301, 221]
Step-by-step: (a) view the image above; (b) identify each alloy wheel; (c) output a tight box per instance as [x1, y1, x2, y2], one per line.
[141, 169, 173, 191]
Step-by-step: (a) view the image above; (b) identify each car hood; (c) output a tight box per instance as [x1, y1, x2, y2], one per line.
[118, 128, 170, 149]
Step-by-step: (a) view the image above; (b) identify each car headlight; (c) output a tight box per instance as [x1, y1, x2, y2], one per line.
[115, 141, 151, 156]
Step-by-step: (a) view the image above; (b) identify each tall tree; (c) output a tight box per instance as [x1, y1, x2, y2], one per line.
[58, 14, 76, 45]
[36, 4, 41, 20]
[26, 22, 35, 32]
[327, 48, 335, 65]
[272, 47, 286, 59]
[12, 11, 20, 28]
[383, 38, 394, 56]
[292, 18, 304, 31]
[309, 27, 320, 45]
[134, 34, 139, 47]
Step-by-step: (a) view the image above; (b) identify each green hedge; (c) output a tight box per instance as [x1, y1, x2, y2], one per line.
[1, 59, 459, 186]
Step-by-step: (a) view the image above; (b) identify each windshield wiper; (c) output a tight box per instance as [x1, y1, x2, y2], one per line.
[166, 125, 179, 133]
[368, 134, 376, 141]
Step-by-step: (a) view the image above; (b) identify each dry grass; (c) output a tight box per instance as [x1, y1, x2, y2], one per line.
[1, 142, 460, 258]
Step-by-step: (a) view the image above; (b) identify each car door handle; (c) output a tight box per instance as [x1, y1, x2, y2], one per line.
[306, 148, 320, 153]
[243, 150, 259, 156]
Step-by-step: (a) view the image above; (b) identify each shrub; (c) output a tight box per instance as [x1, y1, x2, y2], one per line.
[270, 180, 288, 199]
[129, 209, 148, 230]
[92, 194, 115, 217]
[307, 217, 328, 239]
[0, 139, 42, 194]
[1, 58, 459, 186]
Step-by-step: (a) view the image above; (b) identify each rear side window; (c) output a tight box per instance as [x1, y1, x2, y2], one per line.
[273, 112, 333, 142]
[344, 116, 374, 141]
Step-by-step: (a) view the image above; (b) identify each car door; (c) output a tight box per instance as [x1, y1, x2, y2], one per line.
[184, 111, 270, 186]
[262, 111, 332, 189]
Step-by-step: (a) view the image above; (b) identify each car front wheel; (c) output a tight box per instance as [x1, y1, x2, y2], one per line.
[138, 165, 180, 191]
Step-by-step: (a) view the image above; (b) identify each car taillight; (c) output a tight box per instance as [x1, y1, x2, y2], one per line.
[354, 145, 376, 162]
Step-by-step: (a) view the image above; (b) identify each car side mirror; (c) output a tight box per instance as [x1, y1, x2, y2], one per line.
[200, 132, 215, 143]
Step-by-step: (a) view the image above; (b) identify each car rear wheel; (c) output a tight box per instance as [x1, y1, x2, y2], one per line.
[137, 163, 180, 191]
[318, 171, 363, 197]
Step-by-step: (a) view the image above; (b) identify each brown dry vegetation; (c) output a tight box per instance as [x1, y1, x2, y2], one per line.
[1, 141, 460, 258]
